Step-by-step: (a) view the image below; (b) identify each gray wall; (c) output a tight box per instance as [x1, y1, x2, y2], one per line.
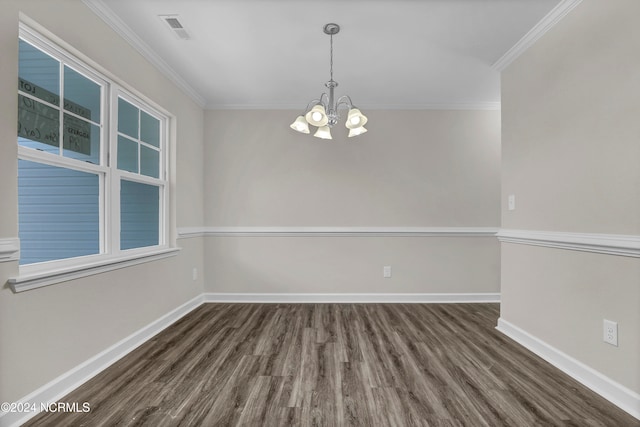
[203, 109, 501, 294]
[500, 0, 640, 393]
[0, 0, 205, 403]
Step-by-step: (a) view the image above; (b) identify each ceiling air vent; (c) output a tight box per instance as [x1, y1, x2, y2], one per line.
[159, 15, 191, 40]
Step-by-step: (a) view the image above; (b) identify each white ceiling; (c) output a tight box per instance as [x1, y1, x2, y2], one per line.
[85, 0, 565, 109]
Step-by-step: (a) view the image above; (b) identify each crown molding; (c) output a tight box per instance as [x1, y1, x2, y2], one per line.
[498, 229, 640, 258]
[82, 0, 206, 108]
[492, 0, 583, 72]
[205, 102, 501, 111]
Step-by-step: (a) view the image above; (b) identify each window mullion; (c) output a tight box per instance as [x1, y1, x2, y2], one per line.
[109, 88, 120, 256]
[138, 109, 142, 174]
[58, 61, 64, 157]
[99, 82, 109, 257]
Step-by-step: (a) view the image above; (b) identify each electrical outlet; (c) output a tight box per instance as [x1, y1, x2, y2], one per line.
[508, 194, 516, 211]
[603, 319, 618, 346]
[383, 266, 392, 278]
[192, 267, 198, 281]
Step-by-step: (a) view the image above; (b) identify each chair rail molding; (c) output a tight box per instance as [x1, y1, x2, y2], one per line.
[0, 237, 20, 263]
[498, 229, 640, 257]
[177, 226, 499, 239]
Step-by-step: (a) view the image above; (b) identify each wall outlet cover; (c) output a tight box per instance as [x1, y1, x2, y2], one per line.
[603, 319, 618, 346]
[383, 266, 392, 278]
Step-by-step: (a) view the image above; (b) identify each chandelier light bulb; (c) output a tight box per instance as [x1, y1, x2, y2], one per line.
[345, 108, 368, 129]
[305, 104, 329, 127]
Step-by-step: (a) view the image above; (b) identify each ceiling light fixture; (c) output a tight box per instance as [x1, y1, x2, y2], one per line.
[290, 23, 368, 140]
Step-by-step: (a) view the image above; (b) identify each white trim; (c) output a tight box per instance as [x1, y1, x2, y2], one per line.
[206, 102, 501, 111]
[0, 295, 204, 427]
[177, 227, 206, 239]
[81, 0, 206, 108]
[204, 293, 500, 304]
[496, 318, 640, 420]
[18, 146, 108, 176]
[498, 229, 640, 258]
[492, 0, 583, 71]
[0, 238, 20, 263]
[178, 226, 499, 238]
[8, 248, 181, 292]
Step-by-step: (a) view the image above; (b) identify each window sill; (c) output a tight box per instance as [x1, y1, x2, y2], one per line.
[8, 247, 181, 293]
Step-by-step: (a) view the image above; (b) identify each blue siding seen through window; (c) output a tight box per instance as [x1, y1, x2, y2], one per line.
[18, 160, 100, 264]
[121, 180, 159, 250]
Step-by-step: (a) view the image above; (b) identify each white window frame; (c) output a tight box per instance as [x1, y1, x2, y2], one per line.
[111, 90, 169, 255]
[10, 23, 177, 293]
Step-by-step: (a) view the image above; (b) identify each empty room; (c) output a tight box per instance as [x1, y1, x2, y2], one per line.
[0, 0, 638, 426]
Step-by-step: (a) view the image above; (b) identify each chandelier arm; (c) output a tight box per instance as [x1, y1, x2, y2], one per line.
[319, 92, 330, 108]
[304, 98, 322, 112]
[336, 95, 354, 109]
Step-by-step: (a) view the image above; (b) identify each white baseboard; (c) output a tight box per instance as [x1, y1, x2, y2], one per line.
[204, 292, 500, 303]
[0, 294, 204, 427]
[496, 317, 640, 420]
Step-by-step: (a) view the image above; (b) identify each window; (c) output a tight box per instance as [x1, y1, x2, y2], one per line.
[15, 24, 173, 288]
[115, 95, 165, 251]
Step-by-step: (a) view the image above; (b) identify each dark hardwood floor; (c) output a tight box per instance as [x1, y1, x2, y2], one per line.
[26, 303, 638, 426]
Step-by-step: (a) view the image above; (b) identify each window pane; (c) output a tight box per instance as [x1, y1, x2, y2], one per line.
[63, 114, 100, 164]
[140, 111, 160, 147]
[118, 98, 138, 138]
[121, 180, 159, 250]
[118, 135, 138, 173]
[18, 160, 99, 265]
[18, 40, 60, 106]
[140, 146, 159, 178]
[64, 66, 101, 123]
[18, 94, 60, 152]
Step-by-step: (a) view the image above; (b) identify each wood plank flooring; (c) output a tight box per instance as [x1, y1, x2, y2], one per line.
[25, 303, 638, 426]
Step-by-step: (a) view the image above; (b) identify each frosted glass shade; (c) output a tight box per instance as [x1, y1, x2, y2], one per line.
[290, 115, 310, 133]
[345, 108, 368, 129]
[314, 125, 333, 139]
[348, 126, 367, 137]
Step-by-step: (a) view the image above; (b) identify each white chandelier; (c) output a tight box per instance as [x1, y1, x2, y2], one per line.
[290, 23, 368, 139]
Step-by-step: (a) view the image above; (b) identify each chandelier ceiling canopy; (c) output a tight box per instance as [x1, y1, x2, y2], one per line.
[290, 23, 368, 140]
